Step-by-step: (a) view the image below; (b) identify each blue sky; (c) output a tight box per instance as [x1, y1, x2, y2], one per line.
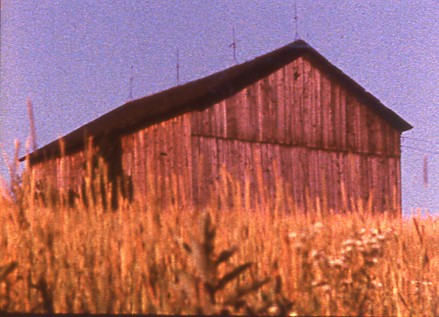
[0, 0, 438, 214]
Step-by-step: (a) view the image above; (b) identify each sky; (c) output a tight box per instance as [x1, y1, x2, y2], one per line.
[0, 0, 438, 215]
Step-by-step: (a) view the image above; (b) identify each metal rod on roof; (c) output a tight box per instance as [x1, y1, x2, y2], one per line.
[229, 27, 238, 64]
[129, 65, 134, 100]
[176, 48, 180, 84]
[294, 0, 300, 40]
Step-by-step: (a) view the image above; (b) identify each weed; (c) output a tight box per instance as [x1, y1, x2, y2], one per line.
[0, 141, 437, 315]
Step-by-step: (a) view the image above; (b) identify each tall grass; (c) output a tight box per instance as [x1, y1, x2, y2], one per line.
[0, 142, 437, 315]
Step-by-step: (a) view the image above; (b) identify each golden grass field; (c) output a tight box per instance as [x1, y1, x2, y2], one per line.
[0, 148, 437, 315]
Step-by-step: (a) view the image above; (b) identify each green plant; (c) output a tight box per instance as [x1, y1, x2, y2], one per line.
[175, 212, 286, 315]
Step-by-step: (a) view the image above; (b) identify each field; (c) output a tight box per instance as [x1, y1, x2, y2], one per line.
[0, 151, 437, 315]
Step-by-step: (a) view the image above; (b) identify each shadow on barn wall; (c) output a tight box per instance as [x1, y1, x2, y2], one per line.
[30, 134, 133, 211]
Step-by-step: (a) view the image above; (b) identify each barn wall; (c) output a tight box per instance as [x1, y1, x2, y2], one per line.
[192, 135, 401, 213]
[29, 148, 88, 204]
[29, 113, 193, 209]
[191, 56, 401, 157]
[120, 113, 193, 209]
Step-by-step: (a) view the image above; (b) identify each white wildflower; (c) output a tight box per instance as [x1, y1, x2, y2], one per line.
[341, 245, 353, 254]
[268, 306, 279, 314]
[321, 285, 331, 293]
[371, 228, 379, 235]
[313, 222, 324, 230]
[371, 280, 383, 288]
[288, 232, 297, 239]
[422, 281, 433, 286]
[377, 234, 386, 241]
[329, 258, 344, 268]
[342, 239, 355, 246]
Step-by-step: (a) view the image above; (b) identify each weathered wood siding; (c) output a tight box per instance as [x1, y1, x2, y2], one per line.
[120, 114, 193, 210]
[192, 137, 401, 213]
[30, 149, 87, 200]
[190, 55, 402, 213]
[191, 56, 400, 156]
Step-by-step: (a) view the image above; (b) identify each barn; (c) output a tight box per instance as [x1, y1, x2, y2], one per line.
[20, 40, 412, 213]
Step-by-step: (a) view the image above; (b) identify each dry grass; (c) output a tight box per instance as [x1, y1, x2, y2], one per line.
[0, 144, 437, 315]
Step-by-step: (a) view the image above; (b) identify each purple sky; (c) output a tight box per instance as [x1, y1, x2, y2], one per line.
[1, 1, 438, 215]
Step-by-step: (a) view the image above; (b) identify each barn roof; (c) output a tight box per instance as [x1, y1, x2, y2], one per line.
[21, 39, 412, 163]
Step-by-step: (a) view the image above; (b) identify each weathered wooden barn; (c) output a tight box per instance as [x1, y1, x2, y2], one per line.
[21, 40, 412, 213]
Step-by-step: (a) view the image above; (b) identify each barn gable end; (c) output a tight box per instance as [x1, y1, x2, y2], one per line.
[191, 55, 401, 156]
[188, 54, 403, 212]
